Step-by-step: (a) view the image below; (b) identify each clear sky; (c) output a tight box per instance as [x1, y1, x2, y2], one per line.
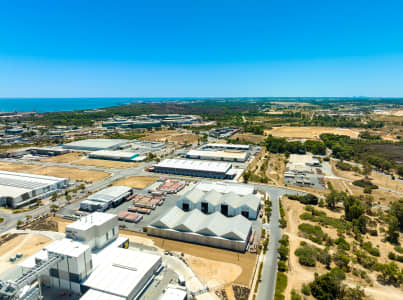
[1, 0, 403, 97]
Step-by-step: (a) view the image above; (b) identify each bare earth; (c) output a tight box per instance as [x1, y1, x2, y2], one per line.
[74, 158, 138, 169]
[231, 133, 266, 144]
[140, 130, 198, 144]
[42, 152, 83, 163]
[264, 126, 360, 140]
[29, 166, 110, 182]
[0, 162, 38, 172]
[0, 234, 52, 274]
[113, 176, 157, 189]
[184, 255, 242, 288]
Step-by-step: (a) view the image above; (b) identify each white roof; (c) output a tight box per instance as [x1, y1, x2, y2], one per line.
[204, 143, 249, 150]
[46, 238, 89, 257]
[80, 289, 125, 300]
[0, 171, 67, 198]
[155, 159, 232, 173]
[67, 212, 117, 231]
[195, 181, 255, 196]
[89, 150, 138, 159]
[83, 247, 161, 298]
[160, 286, 187, 300]
[63, 139, 128, 150]
[86, 186, 132, 204]
[152, 207, 252, 241]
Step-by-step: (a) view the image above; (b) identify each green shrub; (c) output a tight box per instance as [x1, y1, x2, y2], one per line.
[298, 223, 326, 244]
[274, 272, 288, 300]
[301, 283, 311, 296]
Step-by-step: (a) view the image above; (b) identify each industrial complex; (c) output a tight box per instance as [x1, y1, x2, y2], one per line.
[148, 206, 252, 252]
[0, 171, 68, 208]
[80, 186, 133, 212]
[63, 139, 129, 152]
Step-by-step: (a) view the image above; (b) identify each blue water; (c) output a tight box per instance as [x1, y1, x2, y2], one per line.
[0, 98, 182, 113]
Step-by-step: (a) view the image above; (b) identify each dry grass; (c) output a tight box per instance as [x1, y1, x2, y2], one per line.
[113, 176, 157, 189]
[121, 230, 257, 286]
[264, 126, 360, 140]
[231, 133, 266, 144]
[140, 130, 198, 144]
[42, 152, 84, 163]
[74, 158, 138, 169]
[0, 162, 38, 172]
[29, 166, 110, 182]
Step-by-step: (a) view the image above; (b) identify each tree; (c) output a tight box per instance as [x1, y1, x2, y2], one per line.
[243, 171, 250, 183]
[386, 216, 400, 244]
[310, 268, 346, 300]
[390, 199, 403, 231]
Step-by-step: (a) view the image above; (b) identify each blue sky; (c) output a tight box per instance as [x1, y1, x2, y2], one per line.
[1, 0, 403, 97]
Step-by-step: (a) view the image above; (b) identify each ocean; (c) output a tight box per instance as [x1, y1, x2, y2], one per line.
[0, 98, 180, 113]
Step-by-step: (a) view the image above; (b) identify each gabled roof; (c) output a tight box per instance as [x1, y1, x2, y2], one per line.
[202, 190, 222, 206]
[183, 188, 205, 204]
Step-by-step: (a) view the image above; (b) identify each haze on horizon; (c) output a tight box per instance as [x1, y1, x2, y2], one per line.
[1, 0, 403, 98]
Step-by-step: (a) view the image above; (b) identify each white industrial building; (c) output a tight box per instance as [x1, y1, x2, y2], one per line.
[153, 159, 234, 179]
[0, 171, 68, 208]
[160, 285, 187, 300]
[195, 181, 256, 196]
[80, 186, 132, 212]
[200, 143, 250, 151]
[15, 212, 162, 300]
[66, 212, 119, 251]
[177, 187, 260, 220]
[148, 207, 252, 252]
[88, 150, 140, 162]
[185, 149, 248, 162]
[63, 139, 129, 151]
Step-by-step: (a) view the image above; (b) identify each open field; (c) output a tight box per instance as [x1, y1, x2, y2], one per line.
[184, 255, 242, 288]
[42, 152, 83, 163]
[112, 176, 157, 189]
[29, 166, 110, 182]
[74, 158, 138, 169]
[120, 230, 257, 286]
[264, 126, 360, 139]
[0, 162, 39, 172]
[140, 130, 198, 144]
[0, 233, 52, 275]
[230, 133, 266, 144]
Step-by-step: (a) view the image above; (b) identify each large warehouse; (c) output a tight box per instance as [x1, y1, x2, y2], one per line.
[200, 143, 250, 151]
[63, 139, 129, 151]
[153, 158, 234, 179]
[80, 186, 132, 212]
[185, 149, 248, 162]
[195, 181, 256, 195]
[148, 207, 252, 252]
[0, 171, 68, 208]
[177, 187, 260, 219]
[88, 150, 139, 162]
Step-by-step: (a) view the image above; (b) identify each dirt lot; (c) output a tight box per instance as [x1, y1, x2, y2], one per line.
[0, 162, 39, 172]
[185, 255, 242, 288]
[140, 130, 198, 144]
[42, 152, 84, 163]
[264, 126, 360, 140]
[29, 166, 110, 182]
[0, 233, 52, 274]
[120, 230, 257, 286]
[113, 176, 157, 189]
[74, 158, 138, 169]
[231, 133, 266, 144]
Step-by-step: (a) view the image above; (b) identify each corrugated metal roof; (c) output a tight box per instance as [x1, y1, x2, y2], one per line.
[80, 289, 125, 300]
[155, 159, 232, 173]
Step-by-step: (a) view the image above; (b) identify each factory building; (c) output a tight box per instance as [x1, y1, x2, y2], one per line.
[200, 143, 250, 151]
[88, 150, 139, 162]
[80, 186, 132, 212]
[0, 171, 68, 208]
[186, 149, 248, 162]
[17, 212, 162, 300]
[152, 159, 234, 179]
[177, 187, 260, 220]
[195, 181, 256, 195]
[148, 207, 252, 252]
[63, 139, 129, 152]
[28, 147, 70, 156]
[66, 212, 119, 251]
[102, 119, 162, 129]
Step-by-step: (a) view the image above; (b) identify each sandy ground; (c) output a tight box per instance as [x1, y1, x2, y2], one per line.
[42, 152, 83, 163]
[113, 176, 157, 189]
[0, 234, 52, 274]
[231, 133, 266, 144]
[119, 230, 257, 286]
[264, 126, 360, 140]
[29, 166, 110, 182]
[184, 255, 242, 288]
[0, 162, 38, 172]
[74, 158, 138, 169]
[140, 130, 198, 144]
[374, 109, 403, 117]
